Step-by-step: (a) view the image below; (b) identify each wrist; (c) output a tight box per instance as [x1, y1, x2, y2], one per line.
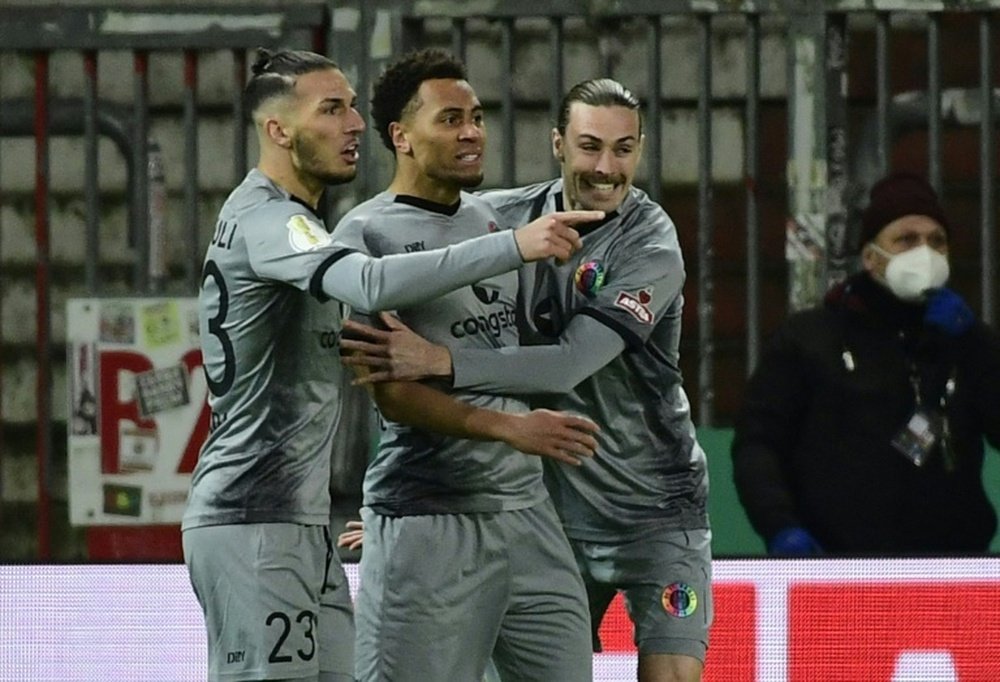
[511, 230, 526, 262]
[464, 407, 510, 443]
[433, 346, 454, 379]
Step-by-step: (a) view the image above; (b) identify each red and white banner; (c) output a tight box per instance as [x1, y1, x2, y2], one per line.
[3, 559, 999, 680]
[66, 298, 208, 525]
[600, 559, 1000, 681]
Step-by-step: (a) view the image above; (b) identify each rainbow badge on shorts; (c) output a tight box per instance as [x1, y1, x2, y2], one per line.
[662, 582, 698, 618]
[574, 260, 606, 298]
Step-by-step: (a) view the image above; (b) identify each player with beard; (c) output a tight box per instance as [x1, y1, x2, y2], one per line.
[182, 48, 599, 682]
[342, 79, 712, 682]
[334, 50, 601, 682]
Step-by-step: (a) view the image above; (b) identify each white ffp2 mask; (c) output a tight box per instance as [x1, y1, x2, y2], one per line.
[871, 243, 950, 301]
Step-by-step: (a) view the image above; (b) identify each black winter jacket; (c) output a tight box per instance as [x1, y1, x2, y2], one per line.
[732, 272, 1000, 554]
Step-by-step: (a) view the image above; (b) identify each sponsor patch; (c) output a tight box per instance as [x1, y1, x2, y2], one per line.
[287, 214, 332, 252]
[614, 288, 654, 324]
[662, 582, 698, 618]
[574, 260, 606, 298]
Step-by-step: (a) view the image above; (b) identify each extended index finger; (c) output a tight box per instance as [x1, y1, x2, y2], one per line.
[552, 210, 605, 225]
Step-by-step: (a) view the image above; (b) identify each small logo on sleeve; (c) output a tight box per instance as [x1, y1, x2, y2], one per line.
[287, 214, 332, 252]
[614, 288, 654, 324]
[574, 260, 606, 298]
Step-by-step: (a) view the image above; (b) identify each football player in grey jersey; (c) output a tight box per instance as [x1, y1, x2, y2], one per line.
[336, 50, 603, 682]
[343, 79, 712, 682]
[182, 48, 600, 682]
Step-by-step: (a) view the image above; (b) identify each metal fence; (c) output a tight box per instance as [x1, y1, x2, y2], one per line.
[0, 3, 329, 558]
[331, 0, 1000, 423]
[0, 1, 998, 558]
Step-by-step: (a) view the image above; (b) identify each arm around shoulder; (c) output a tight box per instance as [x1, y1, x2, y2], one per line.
[451, 315, 625, 395]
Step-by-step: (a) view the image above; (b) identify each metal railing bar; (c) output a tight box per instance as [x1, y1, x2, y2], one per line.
[133, 50, 150, 293]
[927, 14, 942, 193]
[500, 18, 516, 187]
[33, 51, 53, 561]
[745, 13, 762, 374]
[647, 15, 663, 207]
[0, 5, 327, 51]
[84, 51, 101, 293]
[548, 16, 564, 177]
[980, 13, 996, 324]
[184, 50, 201, 293]
[697, 13, 715, 426]
[232, 49, 248, 191]
[875, 11, 891, 177]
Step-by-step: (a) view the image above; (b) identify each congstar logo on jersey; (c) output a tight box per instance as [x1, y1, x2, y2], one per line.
[450, 283, 516, 339]
[317, 330, 339, 349]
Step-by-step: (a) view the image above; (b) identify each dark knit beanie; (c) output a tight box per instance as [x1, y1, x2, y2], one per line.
[860, 172, 949, 248]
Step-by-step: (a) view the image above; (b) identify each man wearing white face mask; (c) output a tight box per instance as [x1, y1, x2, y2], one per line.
[732, 171, 1000, 555]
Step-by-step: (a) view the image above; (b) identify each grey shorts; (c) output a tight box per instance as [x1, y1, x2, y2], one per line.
[183, 523, 354, 681]
[573, 527, 713, 661]
[354, 501, 592, 682]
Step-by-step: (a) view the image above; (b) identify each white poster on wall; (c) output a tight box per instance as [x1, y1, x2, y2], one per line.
[67, 298, 208, 525]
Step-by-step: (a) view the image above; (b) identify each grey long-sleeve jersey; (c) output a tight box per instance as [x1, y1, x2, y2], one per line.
[452, 180, 709, 541]
[183, 171, 526, 530]
[335, 191, 548, 516]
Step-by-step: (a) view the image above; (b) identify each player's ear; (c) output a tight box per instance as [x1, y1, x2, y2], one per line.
[264, 116, 293, 149]
[551, 128, 564, 162]
[389, 122, 411, 155]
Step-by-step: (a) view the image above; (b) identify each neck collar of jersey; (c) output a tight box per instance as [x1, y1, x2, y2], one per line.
[289, 194, 321, 218]
[250, 168, 322, 218]
[394, 193, 461, 216]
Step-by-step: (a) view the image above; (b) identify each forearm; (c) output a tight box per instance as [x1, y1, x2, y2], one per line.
[451, 315, 624, 394]
[313, 231, 521, 310]
[368, 370, 600, 465]
[374, 381, 510, 442]
[732, 388, 806, 539]
[731, 440, 802, 541]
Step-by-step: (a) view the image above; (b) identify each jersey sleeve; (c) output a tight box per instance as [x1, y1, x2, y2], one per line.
[241, 201, 352, 290]
[451, 314, 625, 394]
[312, 212, 524, 313]
[579, 211, 685, 351]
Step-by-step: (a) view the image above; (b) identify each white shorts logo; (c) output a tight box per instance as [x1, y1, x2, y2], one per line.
[287, 214, 332, 252]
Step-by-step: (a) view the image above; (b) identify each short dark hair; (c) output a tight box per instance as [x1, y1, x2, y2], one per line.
[370, 49, 468, 151]
[244, 48, 339, 117]
[556, 78, 642, 136]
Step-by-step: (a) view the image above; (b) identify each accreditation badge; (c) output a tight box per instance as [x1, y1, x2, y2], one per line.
[891, 409, 943, 467]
